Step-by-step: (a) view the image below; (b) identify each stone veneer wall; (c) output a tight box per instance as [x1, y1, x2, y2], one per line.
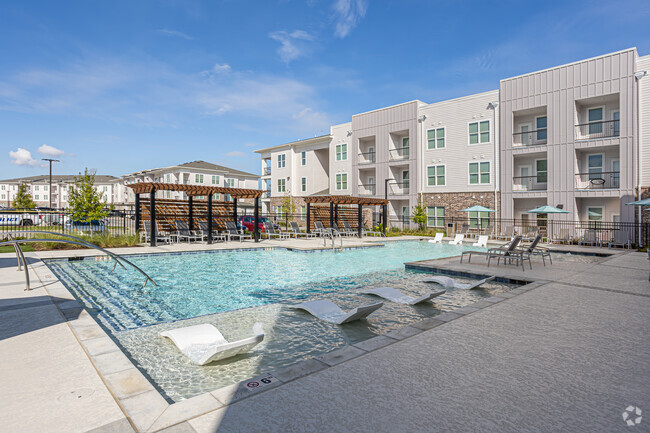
[421, 192, 501, 220]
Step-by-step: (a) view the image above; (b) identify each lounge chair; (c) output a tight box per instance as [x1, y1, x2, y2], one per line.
[497, 225, 515, 241]
[197, 221, 227, 242]
[550, 228, 570, 245]
[522, 227, 539, 242]
[516, 235, 552, 265]
[262, 222, 290, 240]
[224, 221, 252, 242]
[160, 322, 264, 365]
[606, 230, 631, 249]
[359, 287, 445, 304]
[422, 275, 495, 290]
[313, 221, 328, 237]
[472, 235, 489, 247]
[174, 220, 203, 243]
[341, 221, 359, 237]
[449, 234, 464, 245]
[289, 222, 317, 238]
[457, 223, 470, 235]
[461, 236, 530, 271]
[578, 229, 598, 247]
[362, 225, 384, 237]
[291, 300, 383, 324]
[429, 233, 444, 243]
[141, 221, 172, 244]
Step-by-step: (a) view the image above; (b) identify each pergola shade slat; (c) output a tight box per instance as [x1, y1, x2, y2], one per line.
[303, 195, 388, 206]
[127, 182, 263, 199]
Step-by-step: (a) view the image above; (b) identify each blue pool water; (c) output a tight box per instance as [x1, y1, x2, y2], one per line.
[46, 241, 481, 331]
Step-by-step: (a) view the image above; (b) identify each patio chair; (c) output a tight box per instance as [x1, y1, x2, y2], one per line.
[161, 322, 264, 365]
[224, 220, 252, 242]
[340, 221, 358, 237]
[578, 229, 598, 247]
[449, 234, 465, 245]
[516, 235, 552, 266]
[422, 275, 496, 290]
[313, 221, 328, 237]
[461, 236, 530, 271]
[549, 228, 570, 245]
[428, 232, 444, 243]
[472, 235, 489, 248]
[522, 226, 539, 242]
[141, 221, 172, 244]
[174, 220, 203, 243]
[482, 224, 495, 237]
[197, 221, 227, 242]
[362, 225, 384, 237]
[606, 230, 631, 249]
[262, 222, 290, 240]
[291, 300, 383, 325]
[289, 222, 317, 238]
[359, 287, 445, 305]
[497, 225, 515, 241]
[457, 223, 470, 235]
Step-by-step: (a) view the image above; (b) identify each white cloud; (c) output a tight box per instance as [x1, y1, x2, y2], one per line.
[332, 0, 368, 38]
[37, 144, 65, 157]
[269, 30, 315, 64]
[224, 150, 247, 157]
[9, 148, 40, 166]
[157, 29, 193, 40]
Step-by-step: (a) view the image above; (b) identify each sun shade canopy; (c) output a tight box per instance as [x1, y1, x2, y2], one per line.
[127, 182, 264, 199]
[303, 195, 388, 206]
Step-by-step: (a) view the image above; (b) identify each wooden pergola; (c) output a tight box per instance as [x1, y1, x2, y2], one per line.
[127, 182, 264, 246]
[303, 195, 389, 237]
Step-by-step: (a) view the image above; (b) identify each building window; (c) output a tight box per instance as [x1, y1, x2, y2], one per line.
[277, 179, 286, 193]
[211, 175, 220, 185]
[277, 205, 284, 219]
[301, 177, 306, 192]
[44, 185, 48, 191]
[213, 193, 220, 200]
[536, 159, 548, 183]
[587, 154, 603, 180]
[34, 186, 39, 191]
[278, 154, 286, 168]
[427, 128, 445, 149]
[336, 144, 347, 161]
[103, 186, 108, 192]
[469, 211, 490, 229]
[226, 179, 235, 187]
[536, 116, 547, 141]
[301, 151, 306, 165]
[401, 137, 409, 157]
[469, 120, 490, 144]
[469, 162, 490, 184]
[427, 206, 445, 227]
[336, 173, 348, 190]
[195, 174, 204, 183]
[34, 195, 39, 200]
[301, 205, 306, 220]
[588, 207, 603, 227]
[427, 165, 445, 186]
[588, 107, 603, 135]
[166, 191, 171, 198]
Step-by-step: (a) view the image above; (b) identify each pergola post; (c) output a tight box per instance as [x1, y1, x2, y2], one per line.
[188, 195, 194, 231]
[134, 193, 141, 235]
[233, 198, 238, 226]
[207, 193, 213, 244]
[382, 204, 387, 235]
[334, 204, 339, 227]
[358, 204, 363, 238]
[254, 197, 260, 242]
[150, 189, 157, 247]
[306, 202, 311, 233]
[329, 202, 334, 228]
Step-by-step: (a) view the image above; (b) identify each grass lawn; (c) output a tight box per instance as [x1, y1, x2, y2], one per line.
[0, 245, 34, 253]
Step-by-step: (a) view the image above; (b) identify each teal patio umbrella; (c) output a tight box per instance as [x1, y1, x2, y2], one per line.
[460, 205, 496, 212]
[527, 205, 570, 214]
[625, 198, 650, 206]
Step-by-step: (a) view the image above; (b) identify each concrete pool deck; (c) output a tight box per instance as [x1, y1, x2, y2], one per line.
[0, 237, 648, 432]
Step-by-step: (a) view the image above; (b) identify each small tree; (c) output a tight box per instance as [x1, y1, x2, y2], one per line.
[13, 184, 36, 209]
[67, 168, 112, 222]
[411, 198, 427, 231]
[280, 193, 296, 228]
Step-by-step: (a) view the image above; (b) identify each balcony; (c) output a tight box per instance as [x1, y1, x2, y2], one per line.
[263, 167, 271, 176]
[512, 175, 547, 192]
[389, 147, 410, 161]
[388, 183, 410, 196]
[575, 119, 620, 141]
[358, 184, 376, 196]
[575, 171, 620, 190]
[512, 129, 547, 147]
[358, 151, 376, 164]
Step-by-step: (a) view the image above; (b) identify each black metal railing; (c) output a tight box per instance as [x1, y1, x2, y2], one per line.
[575, 119, 620, 140]
[512, 128, 547, 146]
[512, 175, 547, 191]
[389, 146, 410, 160]
[358, 151, 376, 164]
[575, 171, 620, 189]
[388, 181, 410, 196]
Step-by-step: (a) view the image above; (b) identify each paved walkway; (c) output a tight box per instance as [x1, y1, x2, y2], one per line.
[0, 239, 648, 432]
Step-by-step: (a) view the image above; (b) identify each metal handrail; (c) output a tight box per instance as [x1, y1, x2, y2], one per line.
[512, 128, 547, 136]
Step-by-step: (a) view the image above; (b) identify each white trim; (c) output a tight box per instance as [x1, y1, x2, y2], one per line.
[533, 158, 548, 186]
[426, 206, 445, 227]
[534, 115, 548, 143]
[586, 153, 605, 174]
[468, 160, 492, 185]
[467, 119, 491, 146]
[335, 143, 348, 161]
[335, 172, 349, 191]
[587, 206, 604, 221]
[425, 164, 446, 187]
[426, 127, 446, 150]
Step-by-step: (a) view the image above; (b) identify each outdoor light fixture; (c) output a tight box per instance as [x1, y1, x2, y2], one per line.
[635, 71, 647, 80]
[488, 101, 499, 109]
[418, 115, 427, 122]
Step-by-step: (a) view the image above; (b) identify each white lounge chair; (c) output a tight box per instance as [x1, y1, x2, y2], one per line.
[472, 235, 489, 247]
[160, 322, 264, 365]
[422, 275, 496, 290]
[359, 287, 445, 305]
[428, 233, 444, 244]
[449, 234, 465, 245]
[291, 300, 383, 324]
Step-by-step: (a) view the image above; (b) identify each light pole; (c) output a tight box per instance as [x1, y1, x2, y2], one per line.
[41, 158, 59, 208]
[384, 178, 395, 233]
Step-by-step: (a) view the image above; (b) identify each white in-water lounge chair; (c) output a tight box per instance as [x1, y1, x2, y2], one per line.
[291, 300, 383, 324]
[472, 235, 489, 248]
[359, 287, 445, 305]
[428, 233, 444, 244]
[449, 234, 465, 245]
[160, 322, 264, 365]
[422, 275, 496, 290]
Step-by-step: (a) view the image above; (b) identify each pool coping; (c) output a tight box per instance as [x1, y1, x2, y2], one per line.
[25, 246, 547, 433]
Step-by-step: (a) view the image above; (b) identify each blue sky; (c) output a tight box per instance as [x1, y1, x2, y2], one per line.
[1, 0, 649, 179]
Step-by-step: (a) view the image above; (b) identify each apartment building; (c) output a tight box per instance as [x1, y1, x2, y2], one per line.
[117, 160, 259, 205]
[0, 175, 118, 208]
[500, 48, 642, 227]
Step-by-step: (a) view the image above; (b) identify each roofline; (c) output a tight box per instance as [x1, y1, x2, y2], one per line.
[352, 100, 425, 118]
[501, 47, 638, 82]
[254, 134, 333, 154]
[121, 163, 258, 179]
[420, 89, 499, 109]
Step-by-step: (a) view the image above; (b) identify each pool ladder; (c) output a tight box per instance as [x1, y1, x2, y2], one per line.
[322, 228, 343, 251]
[1, 231, 157, 291]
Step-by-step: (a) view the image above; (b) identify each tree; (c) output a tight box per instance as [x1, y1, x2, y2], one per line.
[13, 184, 36, 209]
[411, 198, 427, 231]
[279, 193, 296, 227]
[67, 168, 112, 222]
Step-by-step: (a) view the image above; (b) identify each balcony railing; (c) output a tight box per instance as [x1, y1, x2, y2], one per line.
[512, 129, 548, 146]
[358, 184, 376, 196]
[389, 147, 410, 160]
[358, 151, 376, 164]
[263, 167, 271, 175]
[388, 183, 410, 196]
[575, 119, 620, 140]
[512, 175, 547, 192]
[575, 171, 620, 190]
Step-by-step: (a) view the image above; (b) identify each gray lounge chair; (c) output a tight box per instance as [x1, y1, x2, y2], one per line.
[197, 221, 227, 242]
[461, 236, 530, 271]
[516, 235, 552, 265]
[339, 221, 357, 237]
[606, 230, 631, 249]
[313, 221, 329, 237]
[142, 221, 172, 243]
[224, 221, 252, 242]
[550, 228, 569, 245]
[289, 222, 316, 238]
[497, 225, 515, 241]
[174, 220, 203, 243]
[262, 222, 290, 240]
[578, 229, 598, 246]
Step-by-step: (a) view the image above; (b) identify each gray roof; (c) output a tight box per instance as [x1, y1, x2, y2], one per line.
[0, 174, 118, 184]
[122, 160, 258, 178]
